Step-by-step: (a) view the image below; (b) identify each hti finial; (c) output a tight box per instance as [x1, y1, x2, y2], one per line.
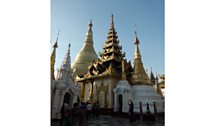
[134, 25, 138, 34]
[68, 43, 71, 48]
[53, 29, 60, 48]
[134, 30, 140, 45]
[56, 29, 60, 41]
[57, 29, 60, 37]
[89, 19, 93, 27]
[111, 14, 114, 27]
[156, 72, 158, 79]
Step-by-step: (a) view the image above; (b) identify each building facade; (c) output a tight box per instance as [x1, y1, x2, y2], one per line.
[51, 43, 80, 119]
[72, 15, 164, 114]
[51, 15, 164, 119]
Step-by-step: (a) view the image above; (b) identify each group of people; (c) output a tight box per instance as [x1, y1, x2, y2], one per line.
[60, 101, 100, 126]
[59, 100, 135, 125]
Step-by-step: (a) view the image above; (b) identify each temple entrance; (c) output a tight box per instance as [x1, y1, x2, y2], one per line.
[63, 92, 72, 109]
[118, 94, 123, 112]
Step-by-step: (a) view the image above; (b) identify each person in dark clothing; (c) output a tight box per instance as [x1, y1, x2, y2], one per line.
[60, 103, 69, 125]
[71, 103, 79, 126]
[128, 100, 135, 122]
[146, 102, 151, 115]
[61, 109, 72, 126]
[92, 102, 97, 118]
[80, 101, 86, 110]
[71, 102, 87, 126]
[86, 102, 92, 120]
[96, 101, 100, 118]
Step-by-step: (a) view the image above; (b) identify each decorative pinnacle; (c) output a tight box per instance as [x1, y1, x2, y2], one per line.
[121, 59, 127, 80]
[150, 67, 154, 74]
[134, 31, 140, 45]
[156, 72, 159, 80]
[89, 19, 93, 28]
[57, 29, 60, 37]
[53, 29, 60, 48]
[56, 29, 60, 42]
[111, 14, 114, 27]
[68, 43, 71, 49]
[150, 67, 155, 79]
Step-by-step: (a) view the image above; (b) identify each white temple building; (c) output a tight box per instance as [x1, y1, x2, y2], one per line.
[51, 43, 80, 119]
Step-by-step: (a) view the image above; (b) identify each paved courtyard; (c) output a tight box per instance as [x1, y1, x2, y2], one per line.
[52, 115, 164, 126]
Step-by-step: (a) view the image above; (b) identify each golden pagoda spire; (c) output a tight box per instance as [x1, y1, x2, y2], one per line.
[110, 14, 114, 28]
[134, 31, 141, 59]
[85, 19, 93, 44]
[51, 29, 60, 80]
[121, 59, 127, 80]
[130, 31, 151, 85]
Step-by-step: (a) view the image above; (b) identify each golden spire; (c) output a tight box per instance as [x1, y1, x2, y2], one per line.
[134, 31, 141, 59]
[85, 19, 93, 44]
[51, 29, 60, 80]
[110, 14, 114, 28]
[130, 31, 151, 85]
[71, 20, 98, 77]
[121, 59, 127, 80]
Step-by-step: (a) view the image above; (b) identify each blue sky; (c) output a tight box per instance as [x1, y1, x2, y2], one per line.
[51, 0, 164, 75]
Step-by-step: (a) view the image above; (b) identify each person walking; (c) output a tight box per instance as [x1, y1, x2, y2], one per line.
[128, 100, 135, 122]
[86, 102, 92, 120]
[96, 101, 100, 118]
[92, 102, 97, 119]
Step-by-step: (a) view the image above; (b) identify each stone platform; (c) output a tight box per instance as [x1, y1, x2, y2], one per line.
[51, 115, 164, 126]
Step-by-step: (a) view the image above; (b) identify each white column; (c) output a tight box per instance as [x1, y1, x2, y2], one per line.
[52, 88, 64, 119]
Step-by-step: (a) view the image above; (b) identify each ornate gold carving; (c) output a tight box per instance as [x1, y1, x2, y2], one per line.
[95, 81, 109, 108]
[121, 59, 127, 80]
[90, 80, 94, 104]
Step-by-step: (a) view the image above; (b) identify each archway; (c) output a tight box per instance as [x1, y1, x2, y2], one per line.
[118, 94, 123, 112]
[63, 92, 71, 109]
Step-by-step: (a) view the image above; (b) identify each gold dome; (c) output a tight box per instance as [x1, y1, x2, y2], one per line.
[71, 20, 98, 77]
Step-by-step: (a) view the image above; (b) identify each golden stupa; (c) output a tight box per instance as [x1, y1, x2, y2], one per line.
[130, 31, 152, 85]
[71, 20, 98, 77]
